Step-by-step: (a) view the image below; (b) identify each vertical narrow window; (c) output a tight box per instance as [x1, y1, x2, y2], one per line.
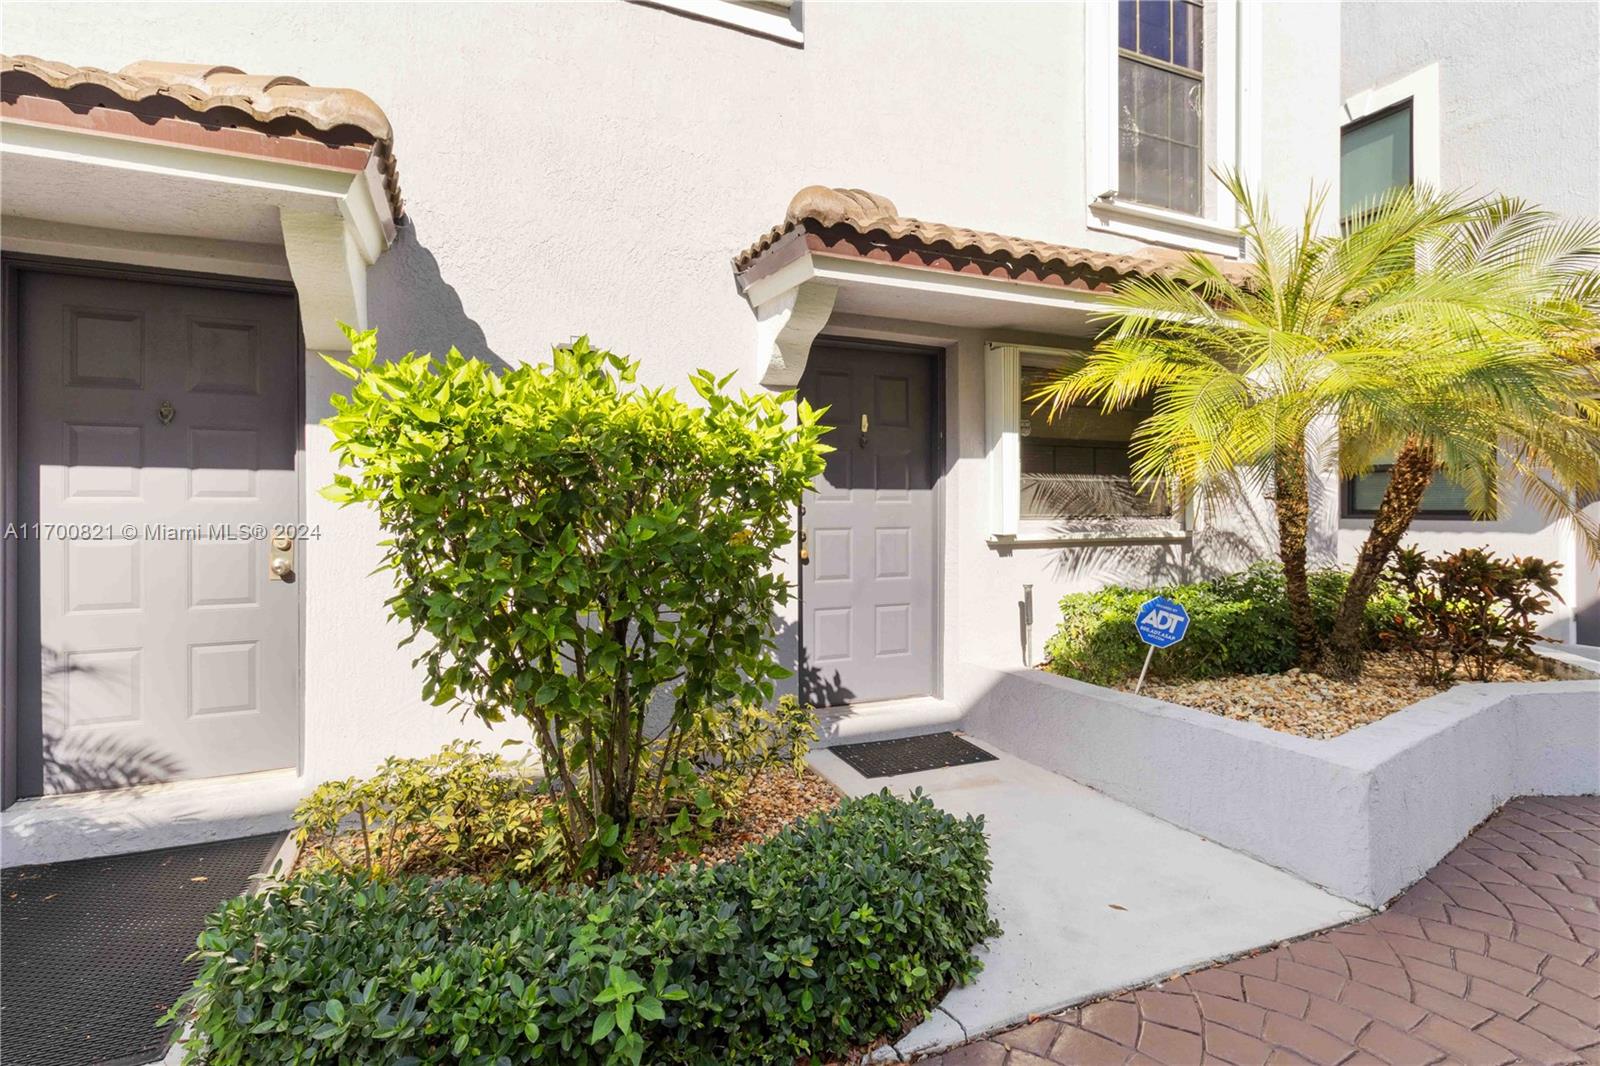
[1339, 100, 1480, 518]
[1340, 102, 1412, 224]
[1118, 0, 1204, 215]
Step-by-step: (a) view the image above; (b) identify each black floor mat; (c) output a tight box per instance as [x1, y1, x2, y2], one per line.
[827, 731, 997, 778]
[1, 833, 283, 1066]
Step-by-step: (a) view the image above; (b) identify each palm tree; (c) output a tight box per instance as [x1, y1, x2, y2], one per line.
[1032, 174, 1600, 677]
[1321, 199, 1600, 674]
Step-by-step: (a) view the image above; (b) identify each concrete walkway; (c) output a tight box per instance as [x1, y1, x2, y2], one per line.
[808, 736, 1367, 1059]
[922, 795, 1600, 1066]
[1, 767, 303, 867]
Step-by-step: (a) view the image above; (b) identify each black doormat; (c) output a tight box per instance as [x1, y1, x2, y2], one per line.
[827, 731, 997, 778]
[1, 833, 283, 1066]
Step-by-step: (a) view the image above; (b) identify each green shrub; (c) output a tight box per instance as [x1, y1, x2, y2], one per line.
[643, 695, 817, 859]
[1043, 563, 1405, 685]
[292, 741, 557, 882]
[322, 328, 827, 875]
[172, 791, 997, 1066]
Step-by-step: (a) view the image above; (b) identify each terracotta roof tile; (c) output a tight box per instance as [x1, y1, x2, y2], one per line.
[1, 53, 401, 219]
[736, 185, 1249, 289]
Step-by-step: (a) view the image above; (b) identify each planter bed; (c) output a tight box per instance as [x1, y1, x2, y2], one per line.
[947, 654, 1600, 908]
[1122, 649, 1569, 739]
[172, 790, 998, 1065]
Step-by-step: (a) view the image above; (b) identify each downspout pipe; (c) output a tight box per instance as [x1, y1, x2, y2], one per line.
[1021, 584, 1034, 667]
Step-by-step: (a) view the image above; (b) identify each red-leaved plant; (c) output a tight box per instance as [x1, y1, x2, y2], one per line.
[1385, 546, 1562, 684]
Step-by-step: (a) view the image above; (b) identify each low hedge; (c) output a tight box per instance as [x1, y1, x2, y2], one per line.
[173, 790, 997, 1065]
[1043, 563, 1405, 685]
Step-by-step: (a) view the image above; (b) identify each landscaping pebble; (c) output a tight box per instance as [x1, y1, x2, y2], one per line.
[1123, 651, 1563, 739]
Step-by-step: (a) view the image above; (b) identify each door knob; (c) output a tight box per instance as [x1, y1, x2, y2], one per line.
[268, 533, 295, 581]
[799, 528, 810, 565]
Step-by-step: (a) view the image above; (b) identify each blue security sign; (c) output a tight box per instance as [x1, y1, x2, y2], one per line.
[1134, 596, 1190, 649]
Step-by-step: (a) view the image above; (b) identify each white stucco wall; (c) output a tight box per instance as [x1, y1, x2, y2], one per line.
[1339, 1, 1600, 641]
[2, 1, 1341, 778]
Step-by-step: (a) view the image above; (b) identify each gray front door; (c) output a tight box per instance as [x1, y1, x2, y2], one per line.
[798, 342, 937, 706]
[16, 270, 301, 795]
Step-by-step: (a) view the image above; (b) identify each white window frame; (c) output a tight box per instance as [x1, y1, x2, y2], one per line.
[986, 342, 1188, 545]
[633, 0, 803, 45]
[1342, 63, 1440, 188]
[1083, 0, 1261, 257]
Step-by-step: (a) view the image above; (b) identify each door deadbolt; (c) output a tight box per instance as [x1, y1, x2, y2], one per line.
[269, 533, 296, 581]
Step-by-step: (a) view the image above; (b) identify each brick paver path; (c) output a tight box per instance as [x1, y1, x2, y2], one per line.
[922, 796, 1599, 1065]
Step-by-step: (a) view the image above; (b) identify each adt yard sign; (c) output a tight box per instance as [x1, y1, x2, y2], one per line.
[1135, 596, 1189, 649]
[1132, 595, 1189, 693]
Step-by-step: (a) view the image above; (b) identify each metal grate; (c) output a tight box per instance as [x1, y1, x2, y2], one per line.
[827, 731, 997, 779]
[1, 833, 283, 1066]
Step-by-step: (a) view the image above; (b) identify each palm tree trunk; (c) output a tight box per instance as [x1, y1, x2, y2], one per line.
[1323, 439, 1436, 678]
[1275, 438, 1321, 667]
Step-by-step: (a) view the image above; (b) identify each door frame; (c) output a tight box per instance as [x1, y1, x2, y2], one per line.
[796, 335, 947, 706]
[0, 253, 307, 807]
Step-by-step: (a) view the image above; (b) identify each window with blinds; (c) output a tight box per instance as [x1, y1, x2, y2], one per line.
[1019, 365, 1169, 519]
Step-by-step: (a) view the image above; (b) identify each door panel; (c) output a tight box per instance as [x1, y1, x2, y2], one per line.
[798, 344, 937, 706]
[16, 271, 300, 795]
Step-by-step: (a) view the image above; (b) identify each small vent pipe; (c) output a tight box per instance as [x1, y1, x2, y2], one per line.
[1021, 584, 1034, 667]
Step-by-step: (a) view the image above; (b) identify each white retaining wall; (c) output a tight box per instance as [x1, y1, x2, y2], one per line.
[943, 661, 1600, 907]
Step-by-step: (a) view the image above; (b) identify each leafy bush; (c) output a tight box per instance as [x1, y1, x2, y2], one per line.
[1385, 545, 1561, 683]
[294, 697, 818, 883]
[643, 695, 816, 858]
[172, 790, 998, 1066]
[322, 328, 827, 875]
[1043, 563, 1406, 685]
[292, 741, 556, 881]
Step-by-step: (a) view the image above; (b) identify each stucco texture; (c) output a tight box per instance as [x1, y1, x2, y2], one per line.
[0, 2, 1341, 777]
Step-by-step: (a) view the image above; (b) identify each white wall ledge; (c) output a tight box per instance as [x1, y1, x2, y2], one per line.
[988, 529, 1190, 550]
[631, 0, 803, 45]
[1087, 198, 1246, 258]
[947, 661, 1600, 906]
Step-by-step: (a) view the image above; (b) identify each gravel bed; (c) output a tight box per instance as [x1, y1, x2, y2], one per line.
[1122, 650, 1567, 739]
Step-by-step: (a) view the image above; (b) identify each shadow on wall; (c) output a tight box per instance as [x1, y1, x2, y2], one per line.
[37, 648, 183, 795]
[772, 612, 857, 710]
[366, 221, 507, 368]
[303, 221, 507, 423]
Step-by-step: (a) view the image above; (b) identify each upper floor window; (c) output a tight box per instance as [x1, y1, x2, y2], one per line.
[1339, 98, 1480, 520]
[1340, 101, 1411, 225]
[1117, 0, 1204, 215]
